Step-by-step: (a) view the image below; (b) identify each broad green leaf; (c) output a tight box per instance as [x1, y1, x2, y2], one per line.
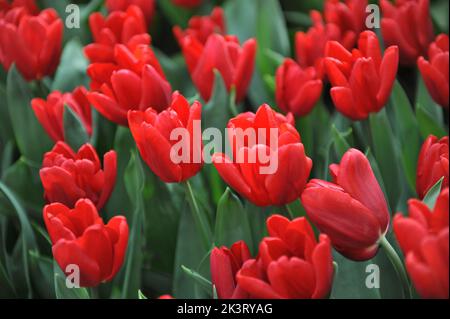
[390, 81, 420, 193]
[52, 39, 89, 92]
[202, 70, 231, 134]
[369, 110, 401, 210]
[214, 188, 253, 249]
[423, 177, 444, 210]
[63, 104, 90, 151]
[54, 264, 90, 299]
[0, 85, 13, 141]
[121, 151, 145, 299]
[138, 289, 147, 299]
[416, 103, 448, 139]
[331, 124, 352, 159]
[181, 265, 212, 295]
[7, 65, 52, 164]
[29, 251, 55, 299]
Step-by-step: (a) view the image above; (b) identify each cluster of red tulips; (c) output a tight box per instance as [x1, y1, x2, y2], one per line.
[0, 0, 448, 299]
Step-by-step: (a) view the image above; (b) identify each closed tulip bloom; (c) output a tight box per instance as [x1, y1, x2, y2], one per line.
[210, 241, 252, 299]
[0, 7, 63, 80]
[173, 7, 225, 46]
[0, 0, 39, 14]
[128, 92, 203, 183]
[276, 58, 323, 117]
[324, 0, 368, 49]
[418, 34, 449, 109]
[84, 5, 150, 63]
[180, 33, 256, 102]
[43, 199, 128, 287]
[416, 135, 449, 199]
[105, 0, 155, 25]
[302, 148, 390, 261]
[87, 44, 171, 126]
[172, 0, 202, 8]
[31, 86, 92, 142]
[325, 31, 399, 120]
[212, 104, 312, 207]
[40, 142, 117, 210]
[380, 0, 434, 66]
[236, 215, 333, 299]
[295, 11, 341, 79]
[393, 188, 449, 298]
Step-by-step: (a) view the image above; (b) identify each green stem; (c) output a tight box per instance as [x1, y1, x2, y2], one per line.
[284, 204, 294, 219]
[379, 236, 412, 299]
[183, 180, 212, 250]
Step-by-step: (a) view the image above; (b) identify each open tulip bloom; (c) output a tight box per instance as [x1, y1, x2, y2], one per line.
[0, 0, 448, 302]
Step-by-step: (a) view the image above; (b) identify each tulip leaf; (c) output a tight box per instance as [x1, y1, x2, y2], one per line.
[331, 125, 352, 160]
[416, 103, 448, 139]
[202, 70, 231, 133]
[138, 289, 147, 299]
[180, 265, 212, 295]
[29, 251, 55, 299]
[51, 39, 89, 92]
[390, 81, 420, 194]
[214, 188, 253, 249]
[121, 151, 145, 299]
[0, 84, 13, 142]
[422, 177, 444, 210]
[53, 262, 90, 299]
[63, 104, 90, 151]
[369, 110, 401, 210]
[7, 65, 52, 164]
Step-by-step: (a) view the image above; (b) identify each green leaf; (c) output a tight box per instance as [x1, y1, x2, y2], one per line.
[52, 39, 89, 92]
[138, 289, 147, 299]
[180, 265, 212, 295]
[423, 177, 444, 210]
[121, 151, 145, 299]
[369, 110, 401, 210]
[416, 103, 448, 139]
[390, 81, 420, 193]
[29, 251, 55, 299]
[54, 262, 90, 299]
[202, 70, 231, 133]
[63, 104, 90, 150]
[7, 65, 52, 164]
[0, 84, 13, 141]
[214, 188, 253, 249]
[331, 125, 352, 159]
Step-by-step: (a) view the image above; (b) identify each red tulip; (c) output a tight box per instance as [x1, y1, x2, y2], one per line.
[43, 199, 129, 287]
[325, 31, 399, 120]
[87, 43, 171, 126]
[179, 33, 256, 102]
[128, 92, 203, 183]
[172, 0, 202, 8]
[84, 5, 150, 64]
[158, 295, 174, 299]
[236, 215, 333, 299]
[416, 135, 449, 199]
[173, 7, 225, 46]
[380, 0, 434, 66]
[324, 0, 368, 49]
[275, 58, 323, 117]
[0, 0, 38, 14]
[418, 34, 449, 109]
[212, 104, 312, 207]
[295, 11, 341, 79]
[302, 148, 390, 261]
[210, 241, 252, 299]
[0, 7, 63, 80]
[393, 188, 449, 298]
[40, 142, 117, 210]
[105, 0, 155, 25]
[31, 86, 92, 142]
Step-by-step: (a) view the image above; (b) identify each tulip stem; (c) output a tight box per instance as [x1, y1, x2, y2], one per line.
[379, 236, 412, 299]
[183, 180, 213, 251]
[284, 204, 294, 219]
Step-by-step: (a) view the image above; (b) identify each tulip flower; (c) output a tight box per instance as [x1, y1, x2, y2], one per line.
[179, 33, 256, 102]
[105, 0, 155, 25]
[173, 7, 225, 46]
[417, 34, 449, 109]
[40, 142, 117, 210]
[87, 43, 171, 126]
[236, 215, 333, 299]
[128, 92, 203, 183]
[212, 104, 312, 207]
[172, 0, 202, 8]
[380, 0, 434, 66]
[302, 148, 390, 261]
[84, 5, 150, 64]
[210, 241, 252, 299]
[43, 199, 129, 287]
[416, 135, 449, 199]
[324, 31, 399, 120]
[0, 7, 63, 80]
[31, 86, 92, 143]
[394, 188, 449, 298]
[275, 58, 323, 117]
[324, 0, 368, 49]
[0, 0, 38, 14]
[295, 11, 341, 79]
